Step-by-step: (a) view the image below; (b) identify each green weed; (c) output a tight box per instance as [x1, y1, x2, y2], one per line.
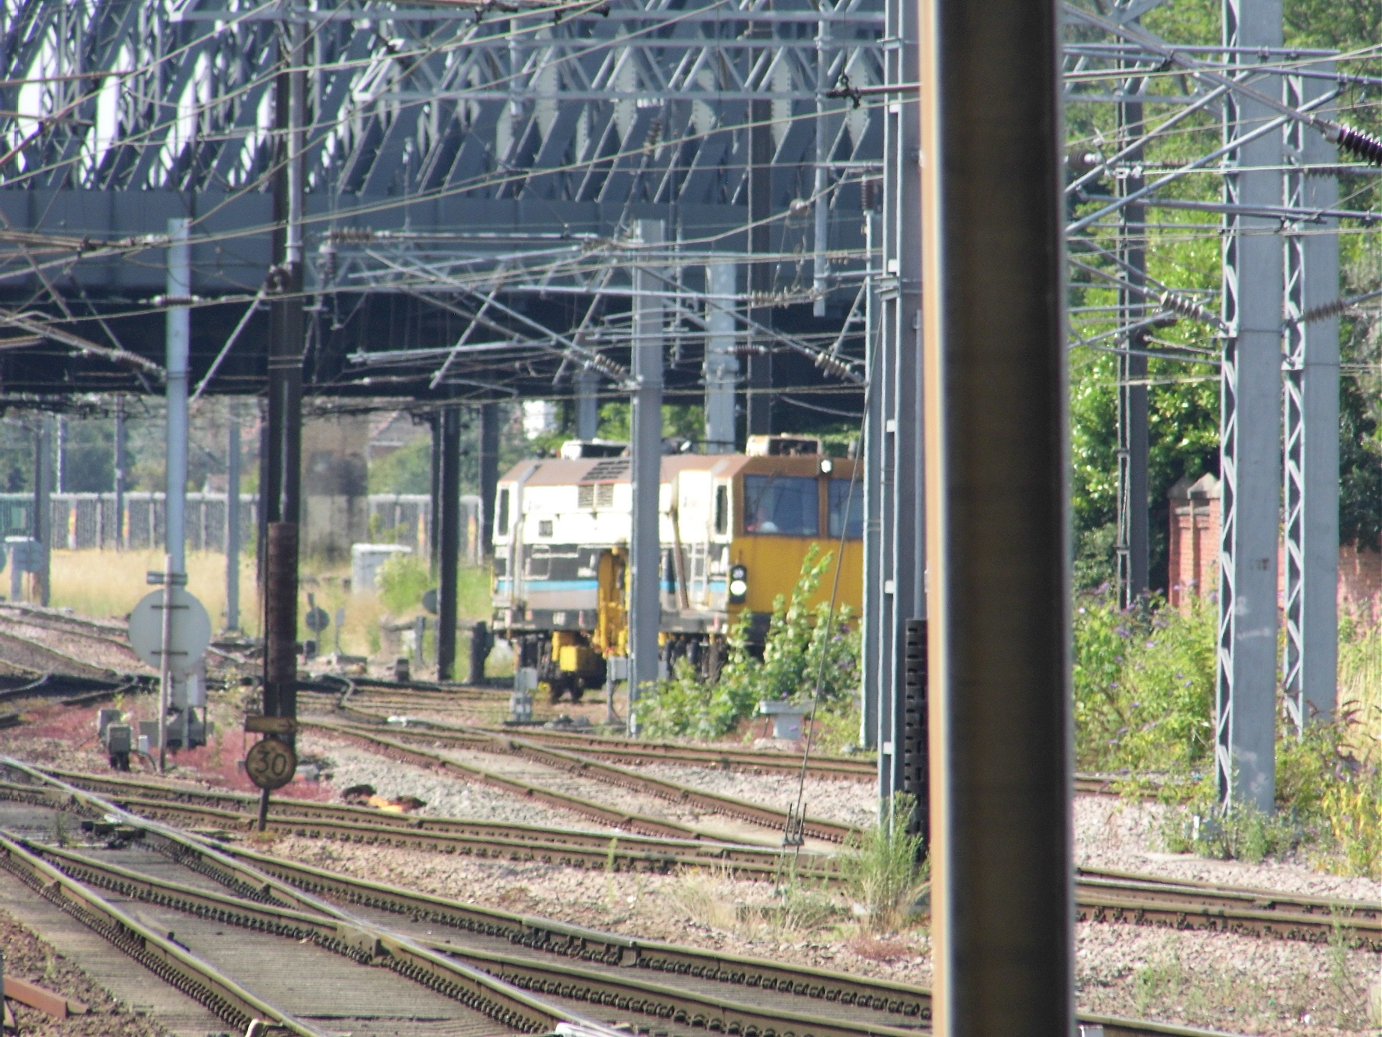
[635, 547, 859, 739]
[836, 793, 927, 934]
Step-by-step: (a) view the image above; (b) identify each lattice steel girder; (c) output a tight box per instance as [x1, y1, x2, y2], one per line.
[1, 0, 885, 215]
[1215, 0, 1284, 817]
[1280, 69, 1339, 731]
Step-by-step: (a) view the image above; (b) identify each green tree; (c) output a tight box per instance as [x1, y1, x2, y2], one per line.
[1340, 378, 1382, 551]
[1066, 0, 1382, 587]
[369, 437, 432, 495]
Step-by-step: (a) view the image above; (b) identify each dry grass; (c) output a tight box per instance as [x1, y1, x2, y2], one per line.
[50, 549, 259, 634]
[47, 549, 402, 658]
[665, 863, 842, 942]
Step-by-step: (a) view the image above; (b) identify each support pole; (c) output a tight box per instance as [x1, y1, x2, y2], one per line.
[429, 412, 443, 575]
[1281, 68, 1339, 730]
[746, 18, 774, 438]
[478, 403, 500, 558]
[872, 0, 925, 811]
[919, 2, 1072, 1034]
[437, 402, 462, 680]
[33, 416, 53, 606]
[628, 220, 665, 734]
[861, 212, 882, 750]
[165, 217, 190, 579]
[158, 553, 174, 774]
[262, 8, 305, 745]
[575, 367, 600, 441]
[225, 399, 242, 633]
[114, 395, 127, 551]
[1117, 62, 1149, 606]
[704, 261, 739, 453]
[1216, 0, 1284, 815]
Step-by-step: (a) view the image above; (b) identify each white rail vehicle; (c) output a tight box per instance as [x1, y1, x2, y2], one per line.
[492, 436, 864, 701]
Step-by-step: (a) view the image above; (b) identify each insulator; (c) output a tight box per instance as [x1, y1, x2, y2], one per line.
[1159, 290, 1219, 328]
[813, 351, 850, 378]
[1327, 124, 1382, 167]
[1293, 297, 1350, 326]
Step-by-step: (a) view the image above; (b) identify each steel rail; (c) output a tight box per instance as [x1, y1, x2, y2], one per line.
[311, 718, 858, 843]
[217, 842, 1268, 1037]
[314, 681, 1140, 793]
[0, 761, 624, 1036]
[306, 720, 787, 843]
[217, 841, 934, 1025]
[18, 766, 1374, 951]
[27, 836, 920, 1037]
[0, 759, 1305, 1037]
[0, 833, 331, 1036]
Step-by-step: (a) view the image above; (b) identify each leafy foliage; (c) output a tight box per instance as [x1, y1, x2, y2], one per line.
[369, 437, 432, 495]
[1073, 589, 1216, 773]
[376, 553, 432, 615]
[635, 547, 860, 739]
[1339, 379, 1382, 551]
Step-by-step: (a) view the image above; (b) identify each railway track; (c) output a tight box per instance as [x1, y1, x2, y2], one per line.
[308, 717, 857, 848]
[0, 805, 566, 1036]
[0, 761, 1272, 1037]
[312, 675, 1139, 796]
[21, 763, 1381, 954]
[0, 625, 133, 682]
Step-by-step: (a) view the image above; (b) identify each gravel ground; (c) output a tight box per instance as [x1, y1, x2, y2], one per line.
[0, 909, 174, 1037]
[0, 649, 1377, 1036]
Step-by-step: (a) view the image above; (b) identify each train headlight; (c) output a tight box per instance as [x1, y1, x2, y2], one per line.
[728, 565, 749, 604]
[818, 458, 834, 475]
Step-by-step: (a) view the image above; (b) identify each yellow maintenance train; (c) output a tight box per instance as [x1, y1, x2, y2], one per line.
[491, 435, 863, 701]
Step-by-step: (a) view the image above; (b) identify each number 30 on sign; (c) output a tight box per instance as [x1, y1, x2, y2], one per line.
[245, 738, 297, 790]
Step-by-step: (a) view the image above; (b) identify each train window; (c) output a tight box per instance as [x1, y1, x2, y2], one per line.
[743, 475, 819, 536]
[527, 545, 551, 578]
[828, 480, 863, 539]
[538, 519, 554, 537]
[496, 489, 510, 533]
[714, 485, 728, 535]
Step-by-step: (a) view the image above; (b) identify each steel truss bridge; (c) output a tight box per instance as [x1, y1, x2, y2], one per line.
[0, 0, 884, 410]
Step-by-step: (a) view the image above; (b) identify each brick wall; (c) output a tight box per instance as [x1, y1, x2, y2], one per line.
[1166, 474, 1381, 625]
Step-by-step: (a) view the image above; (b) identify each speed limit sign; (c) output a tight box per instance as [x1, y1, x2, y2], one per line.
[245, 738, 297, 790]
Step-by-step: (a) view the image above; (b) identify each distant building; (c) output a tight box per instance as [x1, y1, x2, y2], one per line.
[1168, 474, 1381, 625]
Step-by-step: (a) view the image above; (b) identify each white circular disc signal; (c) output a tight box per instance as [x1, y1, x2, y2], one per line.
[127, 587, 212, 677]
[245, 738, 297, 790]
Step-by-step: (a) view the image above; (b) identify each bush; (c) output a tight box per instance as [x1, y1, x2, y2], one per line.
[376, 553, 431, 615]
[1073, 589, 1215, 773]
[635, 547, 860, 739]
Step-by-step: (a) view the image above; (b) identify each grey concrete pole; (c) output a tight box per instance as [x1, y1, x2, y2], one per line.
[1281, 69, 1339, 730]
[165, 217, 191, 578]
[628, 220, 665, 734]
[478, 403, 500, 558]
[114, 395, 127, 551]
[860, 212, 882, 750]
[918, 2, 1072, 1034]
[1117, 65, 1149, 606]
[873, 0, 925, 811]
[575, 367, 600, 441]
[33, 415, 53, 605]
[704, 261, 739, 453]
[1216, 0, 1284, 815]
